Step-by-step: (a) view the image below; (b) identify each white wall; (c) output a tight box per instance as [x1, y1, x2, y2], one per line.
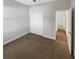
[30, 0, 71, 39]
[3, 0, 29, 44]
[71, 0, 75, 8]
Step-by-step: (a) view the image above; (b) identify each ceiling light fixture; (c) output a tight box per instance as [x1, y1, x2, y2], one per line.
[33, 0, 37, 2]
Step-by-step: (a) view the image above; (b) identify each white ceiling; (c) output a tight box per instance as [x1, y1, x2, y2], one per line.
[15, 0, 56, 6]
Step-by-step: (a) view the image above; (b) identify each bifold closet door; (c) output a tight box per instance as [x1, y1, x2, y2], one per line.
[30, 13, 43, 35]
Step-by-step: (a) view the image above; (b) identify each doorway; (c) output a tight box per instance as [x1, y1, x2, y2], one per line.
[56, 10, 72, 54]
[56, 10, 67, 43]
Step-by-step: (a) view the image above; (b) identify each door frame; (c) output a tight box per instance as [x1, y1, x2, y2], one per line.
[56, 10, 72, 54]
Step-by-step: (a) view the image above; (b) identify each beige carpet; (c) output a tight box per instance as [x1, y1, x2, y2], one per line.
[3, 33, 72, 59]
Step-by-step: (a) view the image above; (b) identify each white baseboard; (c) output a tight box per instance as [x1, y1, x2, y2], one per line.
[30, 32, 55, 40]
[42, 35, 55, 40]
[3, 32, 29, 45]
[3, 32, 55, 45]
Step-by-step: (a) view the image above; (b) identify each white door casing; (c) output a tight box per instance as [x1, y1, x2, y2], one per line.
[66, 9, 72, 54]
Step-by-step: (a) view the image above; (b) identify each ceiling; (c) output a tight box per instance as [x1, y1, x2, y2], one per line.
[15, 0, 56, 6]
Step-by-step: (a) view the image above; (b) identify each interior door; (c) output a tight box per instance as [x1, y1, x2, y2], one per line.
[30, 13, 43, 35]
[66, 9, 72, 54]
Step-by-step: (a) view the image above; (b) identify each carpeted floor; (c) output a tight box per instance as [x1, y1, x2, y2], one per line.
[3, 33, 72, 59]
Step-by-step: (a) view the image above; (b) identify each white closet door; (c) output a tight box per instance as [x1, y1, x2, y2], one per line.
[66, 9, 72, 54]
[30, 13, 43, 35]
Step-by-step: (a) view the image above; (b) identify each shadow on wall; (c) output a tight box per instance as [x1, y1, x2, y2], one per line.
[71, 7, 75, 59]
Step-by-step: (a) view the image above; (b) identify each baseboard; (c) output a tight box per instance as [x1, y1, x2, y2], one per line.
[42, 35, 55, 40]
[3, 32, 55, 45]
[3, 32, 29, 45]
[30, 32, 55, 40]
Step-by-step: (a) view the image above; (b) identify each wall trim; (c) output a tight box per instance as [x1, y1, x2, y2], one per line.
[42, 35, 55, 40]
[3, 32, 55, 45]
[30, 32, 55, 40]
[3, 32, 29, 45]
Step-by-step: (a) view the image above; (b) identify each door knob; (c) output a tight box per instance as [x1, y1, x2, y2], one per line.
[69, 32, 72, 34]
